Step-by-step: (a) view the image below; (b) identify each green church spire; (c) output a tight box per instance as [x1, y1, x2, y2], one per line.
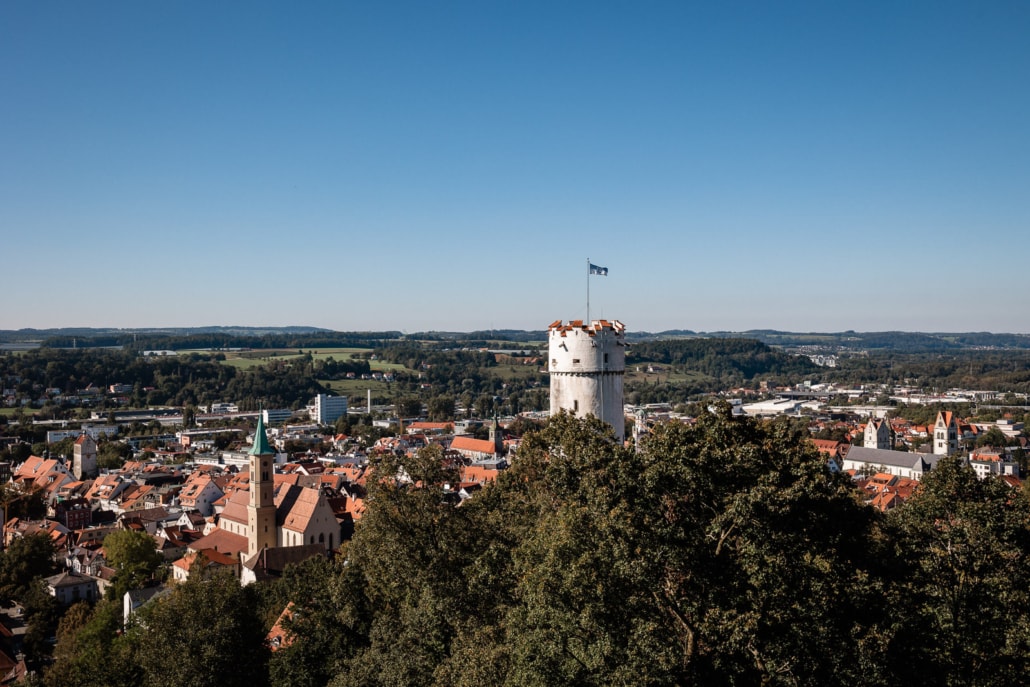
[249, 414, 274, 455]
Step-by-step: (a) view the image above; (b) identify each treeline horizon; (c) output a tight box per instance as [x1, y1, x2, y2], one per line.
[2, 327, 1029, 353]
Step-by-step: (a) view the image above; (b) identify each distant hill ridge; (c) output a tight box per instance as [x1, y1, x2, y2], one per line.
[1, 327, 1028, 352]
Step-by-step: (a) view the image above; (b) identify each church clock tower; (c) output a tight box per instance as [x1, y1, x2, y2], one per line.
[247, 416, 277, 556]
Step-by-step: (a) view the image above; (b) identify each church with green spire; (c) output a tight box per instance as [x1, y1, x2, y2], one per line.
[247, 415, 279, 555]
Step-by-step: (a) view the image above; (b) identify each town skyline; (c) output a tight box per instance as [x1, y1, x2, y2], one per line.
[3, 2, 1028, 333]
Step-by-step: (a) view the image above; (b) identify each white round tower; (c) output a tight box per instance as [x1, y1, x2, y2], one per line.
[548, 319, 626, 442]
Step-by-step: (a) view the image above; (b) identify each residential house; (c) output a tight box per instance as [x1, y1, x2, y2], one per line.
[45, 572, 98, 606]
[969, 449, 1020, 479]
[178, 473, 225, 516]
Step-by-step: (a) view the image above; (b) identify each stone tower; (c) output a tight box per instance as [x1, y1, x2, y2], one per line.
[863, 417, 891, 450]
[933, 411, 959, 456]
[548, 319, 626, 442]
[247, 415, 278, 556]
[72, 433, 97, 480]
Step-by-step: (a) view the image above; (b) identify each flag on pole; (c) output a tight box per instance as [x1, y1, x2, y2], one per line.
[589, 263, 608, 276]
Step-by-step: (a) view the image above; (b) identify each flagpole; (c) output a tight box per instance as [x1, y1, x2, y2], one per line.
[586, 258, 590, 324]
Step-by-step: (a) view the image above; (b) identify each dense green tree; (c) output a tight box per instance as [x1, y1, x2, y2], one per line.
[501, 408, 884, 686]
[975, 426, 1009, 448]
[331, 446, 485, 687]
[48, 597, 141, 687]
[133, 569, 268, 687]
[97, 441, 131, 471]
[885, 457, 1030, 686]
[102, 530, 163, 599]
[394, 396, 422, 418]
[265, 555, 371, 687]
[426, 395, 456, 421]
[22, 578, 61, 671]
[0, 532, 57, 604]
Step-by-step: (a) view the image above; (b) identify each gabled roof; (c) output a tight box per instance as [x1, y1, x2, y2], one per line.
[459, 464, 501, 485]
[267, 603, 296, 651]
[219, 489, 251, 525]
[189, 528, 248, 557]
[811, 439, 843, 457]
[450, 436, 499, 456]
[45, 571, 95, 589]
[844, 446, 938, 472]
[174, 548, 238, 573]
[275, 485, 328, 533]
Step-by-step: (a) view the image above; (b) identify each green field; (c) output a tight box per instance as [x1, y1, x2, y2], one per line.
[487, 363, 546, 382]
[319, 378, 393, 396]
[220, 347, 375, 370]
[624, 366, 714, 385]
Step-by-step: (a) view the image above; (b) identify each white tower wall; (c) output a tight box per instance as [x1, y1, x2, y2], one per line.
[548, 320, 626, 442]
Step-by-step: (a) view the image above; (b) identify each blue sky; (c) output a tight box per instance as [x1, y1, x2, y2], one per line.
[2, 2, 1028, 333]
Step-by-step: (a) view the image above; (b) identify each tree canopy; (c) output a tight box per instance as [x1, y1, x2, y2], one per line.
[42, 411, 1030, 687]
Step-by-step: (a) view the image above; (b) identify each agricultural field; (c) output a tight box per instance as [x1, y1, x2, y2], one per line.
[485, 362, 546, 383]
[320, 378, 393, 396]
[219, 347, 375, 370]
[624, 365, 715, 386]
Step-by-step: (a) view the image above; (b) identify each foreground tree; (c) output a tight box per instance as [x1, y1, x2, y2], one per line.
[886, 457, 1030, 686]
[103, 529, 163, 599]
[503, 407, 882, 686]
[332, 446, 484, 687]
[45, 600, 140, 687]
[0, 532, 57, 604]
[132, 569, 268, 687]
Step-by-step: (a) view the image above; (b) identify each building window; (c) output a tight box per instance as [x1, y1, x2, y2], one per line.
[573, 400, 579, 414]
[572, 358, 580, 364]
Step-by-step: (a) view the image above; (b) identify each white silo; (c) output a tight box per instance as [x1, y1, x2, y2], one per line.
[548, 319, 626, 442]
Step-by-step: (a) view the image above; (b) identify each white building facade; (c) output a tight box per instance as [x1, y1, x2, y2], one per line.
[310, 394, 348, 425]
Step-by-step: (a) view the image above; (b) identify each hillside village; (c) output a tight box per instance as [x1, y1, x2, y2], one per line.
[0, 340, 1027, 682]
